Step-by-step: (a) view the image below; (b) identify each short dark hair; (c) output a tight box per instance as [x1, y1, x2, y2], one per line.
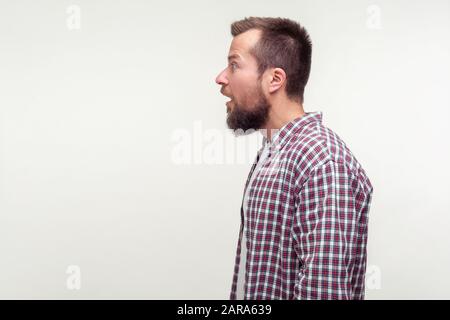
[231, 17, 312, 103]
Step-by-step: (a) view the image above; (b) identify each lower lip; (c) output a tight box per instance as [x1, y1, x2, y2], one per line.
[226, 100, 233, 106]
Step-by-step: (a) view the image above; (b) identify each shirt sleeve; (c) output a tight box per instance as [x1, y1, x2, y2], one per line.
[291, 160, 367, 299]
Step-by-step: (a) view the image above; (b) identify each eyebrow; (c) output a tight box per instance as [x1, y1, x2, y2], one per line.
[227, 54, 242, 62]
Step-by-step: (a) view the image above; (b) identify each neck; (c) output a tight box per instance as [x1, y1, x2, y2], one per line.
[261, 101, 305, 142]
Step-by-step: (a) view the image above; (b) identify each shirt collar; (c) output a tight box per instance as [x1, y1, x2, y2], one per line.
[262, 111, 323, 152]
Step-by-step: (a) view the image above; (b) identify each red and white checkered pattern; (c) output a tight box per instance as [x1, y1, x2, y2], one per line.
[230, 112, 373, 300]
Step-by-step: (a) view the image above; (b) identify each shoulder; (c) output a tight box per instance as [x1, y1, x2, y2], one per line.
[283, 121, 364, 185]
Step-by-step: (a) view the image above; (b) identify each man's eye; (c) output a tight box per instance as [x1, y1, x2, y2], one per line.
[229, 63, 237, 71]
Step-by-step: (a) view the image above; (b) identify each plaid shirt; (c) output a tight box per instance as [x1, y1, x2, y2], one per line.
[230, 111, 373, 300]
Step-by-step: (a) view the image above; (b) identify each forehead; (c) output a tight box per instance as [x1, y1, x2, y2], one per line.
[228, 29, 261, 61]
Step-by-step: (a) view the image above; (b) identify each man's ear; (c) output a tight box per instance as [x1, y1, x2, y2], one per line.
[268, 68, 287, 94]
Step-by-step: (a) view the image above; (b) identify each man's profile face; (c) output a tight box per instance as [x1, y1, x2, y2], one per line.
[215, 29, 271, 134]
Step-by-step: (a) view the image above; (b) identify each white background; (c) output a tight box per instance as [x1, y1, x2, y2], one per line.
[1, 0, 449, 299]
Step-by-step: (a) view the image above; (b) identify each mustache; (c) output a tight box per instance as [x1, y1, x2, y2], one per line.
[220, 88, 232, 98]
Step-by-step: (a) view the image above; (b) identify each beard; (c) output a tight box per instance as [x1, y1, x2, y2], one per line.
[226, 85, 270, 135]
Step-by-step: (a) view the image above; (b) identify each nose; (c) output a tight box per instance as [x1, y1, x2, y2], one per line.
[215, 68, 228, 86]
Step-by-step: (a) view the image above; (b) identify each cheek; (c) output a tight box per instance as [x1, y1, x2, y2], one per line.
[242, 85, 261, 106]
[231, 80, 247, 97]
[231, 74, 260, 103]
